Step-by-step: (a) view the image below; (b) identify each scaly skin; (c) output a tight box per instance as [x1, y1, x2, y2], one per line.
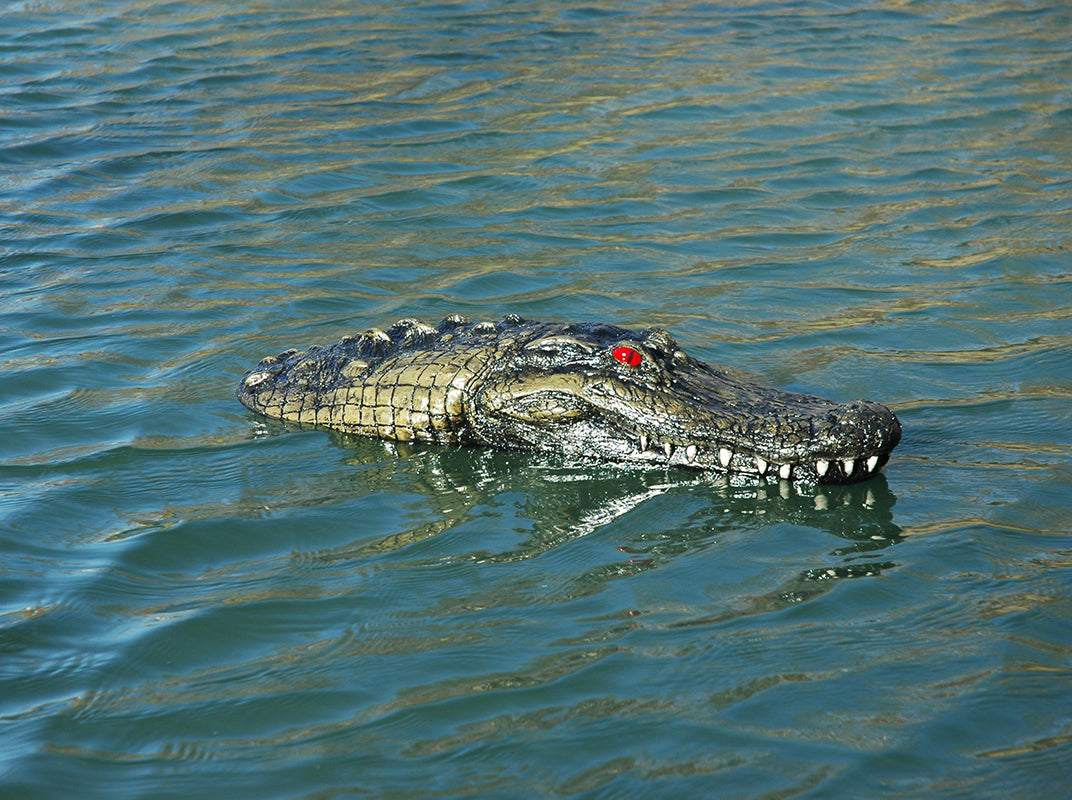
[237, 313, 901, 484]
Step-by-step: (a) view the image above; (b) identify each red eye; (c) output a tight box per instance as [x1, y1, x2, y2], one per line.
[613, 346, 643, 367]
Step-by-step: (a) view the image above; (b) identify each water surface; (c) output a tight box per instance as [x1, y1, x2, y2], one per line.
[2, 1, 1071, 798]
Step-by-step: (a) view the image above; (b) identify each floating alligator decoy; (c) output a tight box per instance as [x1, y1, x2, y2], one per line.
[238, 314, 901, 484]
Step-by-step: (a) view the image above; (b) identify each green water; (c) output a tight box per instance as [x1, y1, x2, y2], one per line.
[2, 1, 1071, 797]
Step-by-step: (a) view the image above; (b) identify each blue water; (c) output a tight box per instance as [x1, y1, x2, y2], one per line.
[3, 1, 1071, 797]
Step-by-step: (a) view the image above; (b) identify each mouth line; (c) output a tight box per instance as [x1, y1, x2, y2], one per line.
[619, 429, 887, 483]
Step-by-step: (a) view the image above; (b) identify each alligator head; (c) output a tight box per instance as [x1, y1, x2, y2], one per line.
[238, 314, 901, 485]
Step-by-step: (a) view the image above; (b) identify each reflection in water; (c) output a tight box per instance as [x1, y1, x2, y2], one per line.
[221, 424, 907, 759]
[272, 425, 904, 598]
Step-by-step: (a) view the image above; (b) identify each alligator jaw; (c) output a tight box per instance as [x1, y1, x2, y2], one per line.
[615, 430, 894, 484]
[471, 371, 901, 485]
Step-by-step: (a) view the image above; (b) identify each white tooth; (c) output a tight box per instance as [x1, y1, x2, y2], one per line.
[754, 456, 767, 474]
[779, 463, 791, 480]
[816, 459, 829, 476]
[686, 444, 697, 462]
[639, 434, 648, 451]
[866, 455, 879, 472]
[663, 442, 673, 459]
[719, 448, 733, 467]
[842, 459, 855, 475]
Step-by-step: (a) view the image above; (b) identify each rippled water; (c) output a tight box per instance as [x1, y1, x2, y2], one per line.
[3, 1, 1071, 798]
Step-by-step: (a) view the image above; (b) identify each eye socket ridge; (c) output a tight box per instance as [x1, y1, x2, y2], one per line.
[612, 346, 643, 367]
[524, 335, 598, 362]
